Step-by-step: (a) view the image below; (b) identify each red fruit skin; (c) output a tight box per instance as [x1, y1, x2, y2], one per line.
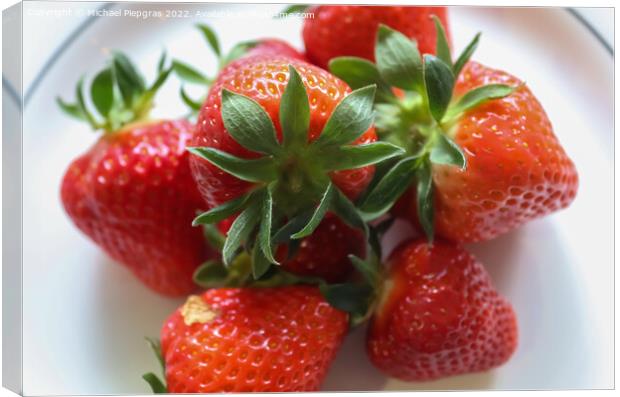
[61, 120, 214, 296]
[190, 55, 376, 208]
[218, 213, 364, 283]
[245, 38, 307, 61]
[303, 6, 449, 69]
[161, 286, 348, 392]
[367, 239, 518, 381]
[395, 62, 579, 242]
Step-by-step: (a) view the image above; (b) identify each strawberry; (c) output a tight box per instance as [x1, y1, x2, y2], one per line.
[58, 52, 215, 296]
[303, 6, 449, 69]
[187, 54, 404, 278]
[244, 38, 306, 61]
[331, 21, 577, 242]
[144, 286, 348, 392]
[366, 239, 518, 381]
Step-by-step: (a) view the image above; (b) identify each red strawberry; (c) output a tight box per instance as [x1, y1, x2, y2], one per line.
[394, 61, 579, 242]
[338, 22, 577, 243]
[188, 54, 401, 278]
[59, 52, 215, 296]
[155, 286, 348, 392]
[366, 239, 518, 381]
[303, 6, 449, 69]
[245, 38, 306, 61]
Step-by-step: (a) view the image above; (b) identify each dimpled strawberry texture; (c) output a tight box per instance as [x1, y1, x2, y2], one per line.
[161, 286, 348, 392]
[367, 239, 517, 381]
[303, 6, 448, 69]
[190, 55, 377, 209]
[61, 120, 212, 296]
[245, 39, 307, 61]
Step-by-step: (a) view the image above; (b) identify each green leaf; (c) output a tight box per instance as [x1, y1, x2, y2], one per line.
[90, 67, 114, 117]
[272, 210, 314, 243]
[192, 193, 251, 226]
[252, 239, 273, 279]
[203, 223, 226, 251]
[445, 84, 516, 120]
[221, 89, 282, 155]
[331, 188, 368, 236]
[323, 142, 404, 171]
[187, 147, 277, 183]
[180, 86, 203, 111]
[196, 24, 221, 57]
[258, 188, 278, 264]
[222, 197, 262, 266]
[280, 65, 310, 147]
[375, 24, 423, 91]
[348, 254, 380, 286]
[156, 50, 167, 73]
[193, 260, 229, 288]
[277, 4, 309, 16]
[358, 156, 417, 221]
[145, 337, 164, 374]
[320, 283, 373, 315]
[75, 77, 100, 129]
[112, 51, 145, 107]
[314, 85, 376, 147]
[172, 60, 210, 85]
[291, 183, 335, 239]
[424, 54, 455, 122]
[453, 33, 480, 77]
[136, 67, 172, 116]
[142, 373, 167, 394]
[56, 97, 86, 120]
[433, 15, 452, 67]
[430, 133, 466, 169]
[328, 57, 393, 101]
[416, 159, 434, 242]
[222, 40, 259, 65]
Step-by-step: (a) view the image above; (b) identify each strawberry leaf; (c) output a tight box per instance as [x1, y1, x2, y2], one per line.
[328, 57, 393, 102]
[258, 187, 278, 264]
[221, 89, 282, 155]
[76, 77, 100, 129]
[280, 65, 310, 147]
[145, 337, 165, 373]
[187, 147, 277, 183]
[358, 156, 418, 221]
[314, 85, 376, 147]
[156, 50, 168, 73]
[196, 24, 221, 57]
[222, 40, 259, 65]
[331, 188, 368, 237]
[192, 193, 251, 226]
[348, 254, 380, 286]
[416, 158, 434, 242]
[430, 133, 466, 169]
[291, 182, 335, 239]
[202, 223, 226, 251]
[445, 84, 516, 120]
[111, 51, 145, 107]
[375, 24, 423, 92]
[56, 97, 86, 121]
[143, 373, 167, 394]
[424, 54, 455, 122]
[172, 59, 211, 85]
[278, 4, 309, 16]
[320, 283, 373, 319]
[252, 238, 273, 279]
[453, 32, 480, 77]
[272, 210, 314, 243]
[222, 197, 262, 266]
[180, 86, 202, 111]
[193, 260, 229, 288]
[90, 67, 114, 117]
[433, 15, 452, 67]
[323, 142, 405, 171]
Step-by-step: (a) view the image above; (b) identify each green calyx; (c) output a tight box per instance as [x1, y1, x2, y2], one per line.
[329, 16, 518, 241]
[142, 337, 167, 393]
[57, 50, 172, 133]
[173, 23, 265, 114]
[190, 65, 403, 279]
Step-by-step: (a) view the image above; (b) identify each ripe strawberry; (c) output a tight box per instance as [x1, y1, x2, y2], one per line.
[366, 239, 518, 381]
[58, 52, 215, 296]
[150, 286, 348, 392]
[188, 54, 403, 278]
[245, 38, 306, 61]
[334, 22, 577, 243]
[303, 6, 449, 69]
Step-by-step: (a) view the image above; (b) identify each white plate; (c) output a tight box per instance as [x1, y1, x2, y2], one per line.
[17, 3, 613, 394]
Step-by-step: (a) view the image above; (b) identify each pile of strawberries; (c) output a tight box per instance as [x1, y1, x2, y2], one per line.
[58, 6, 578, 392]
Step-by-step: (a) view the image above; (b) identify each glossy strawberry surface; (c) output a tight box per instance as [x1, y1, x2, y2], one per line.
[190, 55, 377, 208]
[367, 239, 518, 381]
[161, 286, 348, 392]
[303, 6, 449, 69]
[61, 120, 214, 296]
[396, 62, 578, 242]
